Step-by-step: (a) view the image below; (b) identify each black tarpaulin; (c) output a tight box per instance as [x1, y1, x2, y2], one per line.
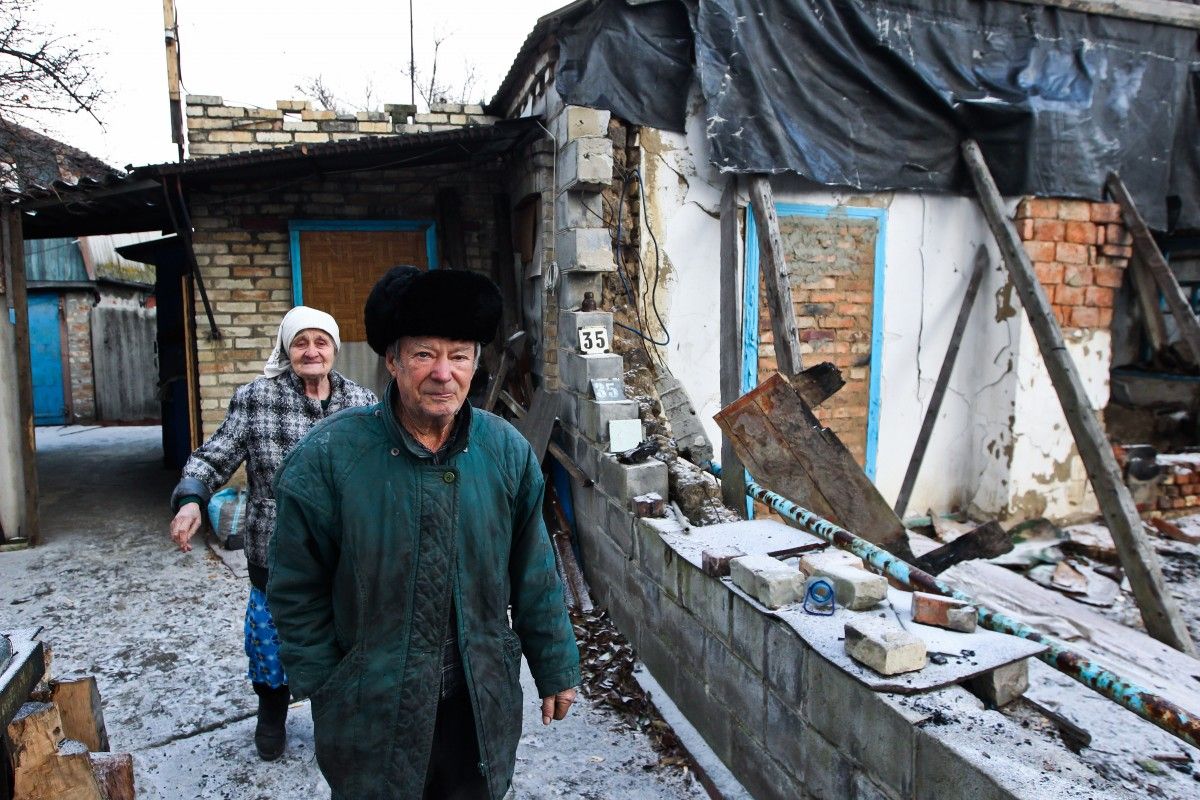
[555, 0, 693, 133]
[694, 0, 1200, 229]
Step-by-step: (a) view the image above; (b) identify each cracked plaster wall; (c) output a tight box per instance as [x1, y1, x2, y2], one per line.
[631, 96, 1107, 522]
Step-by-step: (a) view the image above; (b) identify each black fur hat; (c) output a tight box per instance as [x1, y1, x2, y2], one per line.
[364, 266, 503, 355]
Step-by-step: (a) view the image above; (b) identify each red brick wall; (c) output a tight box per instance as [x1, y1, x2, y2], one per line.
[1015, 198, 1131, 328]
[63, 292, 95, 422]
[757, 214, 878, 464]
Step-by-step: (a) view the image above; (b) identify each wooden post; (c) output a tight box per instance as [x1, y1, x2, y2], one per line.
[2, 207, 40, 546]
[963, 140, 1195, 654]
[719, 177, 747, 512]
[162, 0, 185, 161]
[894, 245, 988, 518]
[1105, 173, 1200, 366]
[1127, 251, 1168, 356]
[748, 176, 803, 377]
[436, 188, 468, 270]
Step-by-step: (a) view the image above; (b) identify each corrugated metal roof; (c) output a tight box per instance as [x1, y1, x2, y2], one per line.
[9, 119, 542, 239]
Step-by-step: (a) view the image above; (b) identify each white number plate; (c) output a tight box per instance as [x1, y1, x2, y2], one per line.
[577, 325, 611, 354]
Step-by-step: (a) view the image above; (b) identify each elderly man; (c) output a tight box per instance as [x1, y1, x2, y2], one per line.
[268, 266, 580, 800]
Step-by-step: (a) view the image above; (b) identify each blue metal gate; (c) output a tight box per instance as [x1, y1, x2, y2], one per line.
[27, 294, 67, 425]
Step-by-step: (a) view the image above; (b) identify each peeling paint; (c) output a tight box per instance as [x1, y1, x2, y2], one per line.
[994, 280, 1017, 322]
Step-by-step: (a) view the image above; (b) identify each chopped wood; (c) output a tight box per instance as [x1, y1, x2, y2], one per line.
[715, 373, 914, 560]
[50, 677, 109, 753]
[7, 702, 62, 771]
[964, 140, 1195, 656]
[914, 520, 1012, 575]
[89, 753, 135, 800]
[16, 739, 105, 800]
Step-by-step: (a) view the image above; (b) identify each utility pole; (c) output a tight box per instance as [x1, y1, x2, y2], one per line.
[162, 0, 185, 162]
[409, 0, 416, 107]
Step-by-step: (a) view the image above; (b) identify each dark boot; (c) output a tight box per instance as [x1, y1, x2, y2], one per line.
[252, 682, 290, 761]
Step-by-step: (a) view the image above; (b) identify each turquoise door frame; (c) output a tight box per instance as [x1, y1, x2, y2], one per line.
[288, 220, 439, 306]
[742, 203, 888, 480]
[27, 293, 68, 425]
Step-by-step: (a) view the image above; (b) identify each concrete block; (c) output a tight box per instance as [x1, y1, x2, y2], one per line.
[186, 94, 223, 106]
[729, 556, 804, 609]
[705, 636, 767, 728]
[798, 549, 864, 576]
[555, 105, 611, 142]
[844, 618, 926, 675]
[276, 99, 312, 111]
[702, 545, 747, 577]
[965, 658, 1029, 708]
[764, 620, 805, 706]
[729, 723, 804, 800]
[578, 398, 638, 443]
[635, 518, 681, 598]
[599, 454, 668, 502]
[679, 560, 730, 640]
[558, 272, 605, 310]
[911, 592, 977, 633]
[559, 351, 623, 395]
[674, 665, 733, 767]
[658, 591, 705, 671]
[555, 190, 606, 231]
[558, 136, 613, 192]
[556, 227, 614, 272]
[559, 310, 614, 351]
[729, 590, 767, 672]
[810, 562, 887, 610]
[602, 495, 635, 555]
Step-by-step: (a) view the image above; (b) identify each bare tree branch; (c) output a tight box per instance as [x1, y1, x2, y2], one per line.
[0, 0, 105, 125]
[293, 74, 341, 112]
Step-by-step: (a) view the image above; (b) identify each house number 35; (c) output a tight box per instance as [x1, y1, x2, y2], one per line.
[577, 325, 610, 354]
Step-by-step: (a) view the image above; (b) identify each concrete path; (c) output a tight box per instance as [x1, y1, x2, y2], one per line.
[1, 426, 706, 800]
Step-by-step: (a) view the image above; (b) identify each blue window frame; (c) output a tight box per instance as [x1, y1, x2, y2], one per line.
[288, 219, 439, 306]
[743, 203, 888, 481]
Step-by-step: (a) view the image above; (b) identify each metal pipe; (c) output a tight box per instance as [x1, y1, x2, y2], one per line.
[705, 462, 1200, 750]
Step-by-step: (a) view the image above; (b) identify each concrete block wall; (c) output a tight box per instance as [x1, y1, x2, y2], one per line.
[63, 291, 95, 422]
[185, 96, 498, 158]
[186, 165, 501, 432]
[571, 503, 1127, 799]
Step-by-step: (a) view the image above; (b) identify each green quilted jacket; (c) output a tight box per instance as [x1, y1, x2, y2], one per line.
[268, 384, 580, 799]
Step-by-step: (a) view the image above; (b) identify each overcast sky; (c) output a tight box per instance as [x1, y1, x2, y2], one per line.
[25, 0, 568, 169]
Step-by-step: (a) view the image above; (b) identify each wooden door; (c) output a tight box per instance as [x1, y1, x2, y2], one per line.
[299, 230, 428, 343]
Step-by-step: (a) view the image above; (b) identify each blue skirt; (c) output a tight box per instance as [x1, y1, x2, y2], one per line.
[245, 586, 287, 688]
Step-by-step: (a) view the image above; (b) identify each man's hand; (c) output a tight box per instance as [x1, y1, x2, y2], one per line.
[170, 502, 202, 552]
[540, 688, 576, 725]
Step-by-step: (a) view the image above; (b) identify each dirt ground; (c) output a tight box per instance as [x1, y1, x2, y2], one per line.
[0, 426, 707, 800]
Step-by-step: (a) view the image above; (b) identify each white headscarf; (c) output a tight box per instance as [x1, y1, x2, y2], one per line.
[263, 306, 342, 378]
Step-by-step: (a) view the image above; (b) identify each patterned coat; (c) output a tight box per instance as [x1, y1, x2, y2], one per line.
[171, 370, 377, 568]
[268, 382, 580, 800]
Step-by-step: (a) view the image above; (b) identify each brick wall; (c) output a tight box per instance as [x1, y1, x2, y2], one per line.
[188, 166, 502, 432]
[185, 96, 497, 158]
[1015, 198, 1130, 328]
[63, 291, 95, 422]
[757, 214, 879, 464]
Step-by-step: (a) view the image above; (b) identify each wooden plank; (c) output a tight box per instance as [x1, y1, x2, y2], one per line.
[50, 678, 109, 753]
[2, 207, 40, 546]
[181, 273, 202, 448]
[1003, 0, 1200, 30]
[1106, 173, 1200, 367]
[514, 388, 559, 461]
[719, 177, 747, 512]
[789, 362, 845, 410]
[748, 176, 803, 377]
[492, 193, 519, 341]
[436, 188, 468, 270]
[715, 373, 913, 558]
[1127, 251, 1168, 355]
[894, 245, 988, 518]
[913, 520, 1012, 575]
[964, 141, 1195, 655]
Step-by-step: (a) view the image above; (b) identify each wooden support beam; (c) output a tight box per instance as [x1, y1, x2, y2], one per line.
[715, 373, 914, 560]
[748, 176, 803, 377]
[2, 207, 40, 545]
[914, 520, 1012, 575]
[894, 246, 988, 518]
[1127, 251, 1168, 356]
[1105, 173, 1200, 367]
[963, 140, 1195, 655]
[719, 176, 747, 512]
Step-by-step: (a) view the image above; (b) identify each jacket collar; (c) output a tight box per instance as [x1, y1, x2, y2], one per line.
[283, 369, 348, 408]
[381, 378, 472, 461]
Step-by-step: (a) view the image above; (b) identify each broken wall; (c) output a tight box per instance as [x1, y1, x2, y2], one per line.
[634, 94, 1131, 523]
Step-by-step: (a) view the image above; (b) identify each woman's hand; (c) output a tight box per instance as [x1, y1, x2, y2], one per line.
[170, 502, 202, 552]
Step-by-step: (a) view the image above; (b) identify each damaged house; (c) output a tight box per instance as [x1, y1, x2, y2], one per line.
[3, 0, 1200, 797]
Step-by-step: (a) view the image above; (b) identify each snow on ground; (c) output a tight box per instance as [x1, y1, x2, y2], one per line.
[0, 426, 706, 800]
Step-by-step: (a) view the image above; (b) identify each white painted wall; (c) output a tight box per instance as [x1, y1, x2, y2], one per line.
[633, 98, 1111, 523]
[0, 313, 27, 540]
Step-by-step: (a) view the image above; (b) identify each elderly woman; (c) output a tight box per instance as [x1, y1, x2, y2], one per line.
[167, 306, 377, 761]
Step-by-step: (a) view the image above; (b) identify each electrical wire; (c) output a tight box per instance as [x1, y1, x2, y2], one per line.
[611, 167, 671, 354]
